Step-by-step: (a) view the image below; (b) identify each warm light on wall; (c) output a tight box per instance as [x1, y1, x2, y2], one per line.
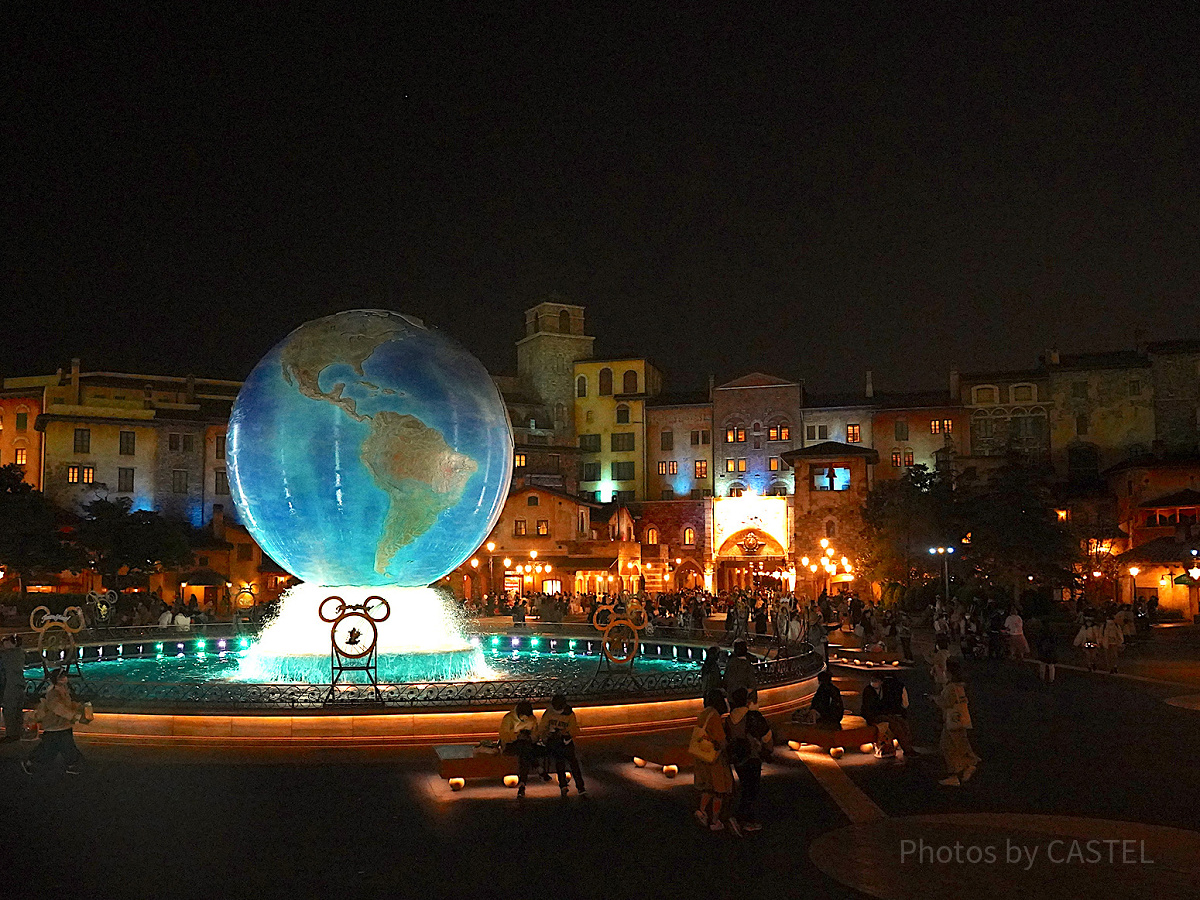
[486, 541, 496, 553]
[470, 558, 479, 568]
[1129, 567, 1140, 577]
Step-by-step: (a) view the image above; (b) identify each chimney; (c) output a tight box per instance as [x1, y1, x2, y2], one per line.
[70, 358, 81, 404]
[708, 373, 715, 400]
[212, 506, 225, 540]
[865, 369, 874, 399]
[186, 374, 196, 403]
[949, 367, 960, 399]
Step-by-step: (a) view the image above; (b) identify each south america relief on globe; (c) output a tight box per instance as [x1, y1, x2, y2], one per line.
[226, 309, 513, 668]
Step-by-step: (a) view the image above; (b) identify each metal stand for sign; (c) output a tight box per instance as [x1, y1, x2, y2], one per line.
[319, 595, 391, 704]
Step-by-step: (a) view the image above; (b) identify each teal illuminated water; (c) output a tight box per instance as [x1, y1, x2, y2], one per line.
[29, 648, 701, 686]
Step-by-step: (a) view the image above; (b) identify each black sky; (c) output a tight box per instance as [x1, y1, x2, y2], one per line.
[2, 4, 1197, 393]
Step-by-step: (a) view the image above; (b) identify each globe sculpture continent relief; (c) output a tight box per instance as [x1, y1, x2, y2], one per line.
[227, 310, 513, 588]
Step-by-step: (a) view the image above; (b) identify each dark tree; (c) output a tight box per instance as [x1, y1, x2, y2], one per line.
[0, 463, 83, 600]
[76, 498, 193, 592]
[861, 465, 956, 586]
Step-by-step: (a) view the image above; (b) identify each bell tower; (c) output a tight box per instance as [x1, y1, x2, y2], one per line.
[516, 295, 594, 442]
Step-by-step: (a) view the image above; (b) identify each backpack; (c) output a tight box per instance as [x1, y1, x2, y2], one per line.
[744, 709, 773, 759]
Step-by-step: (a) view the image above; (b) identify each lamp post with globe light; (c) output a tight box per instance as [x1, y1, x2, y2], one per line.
[485, 541, 496, 599]
[929, 546, 955, 606]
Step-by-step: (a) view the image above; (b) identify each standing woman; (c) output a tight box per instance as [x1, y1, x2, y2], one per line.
[691, 690, 733, 832]
[931, 657, 979, 786]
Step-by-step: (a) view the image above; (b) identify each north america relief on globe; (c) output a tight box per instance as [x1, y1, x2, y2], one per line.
[226, 309, 513, 588]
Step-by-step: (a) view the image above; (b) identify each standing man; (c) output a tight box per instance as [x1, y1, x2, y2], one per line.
[1, 634, 26, 742]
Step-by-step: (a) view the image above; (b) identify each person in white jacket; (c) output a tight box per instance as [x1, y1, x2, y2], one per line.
[1099, 612, 1125, 674]
[1073, 616, 1103, 672]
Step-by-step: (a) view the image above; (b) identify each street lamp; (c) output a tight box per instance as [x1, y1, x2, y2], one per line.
[485, 541, 496, 597]
[929, 546, 955, 605]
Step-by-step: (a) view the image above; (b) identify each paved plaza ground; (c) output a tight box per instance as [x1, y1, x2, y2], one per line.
[4, 629, 1200, 900]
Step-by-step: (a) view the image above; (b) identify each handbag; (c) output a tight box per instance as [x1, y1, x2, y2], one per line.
[688, 725, 719, 763]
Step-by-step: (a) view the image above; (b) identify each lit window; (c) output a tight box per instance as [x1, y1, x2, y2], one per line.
[729, 486, 744, 497]
[891, 449, 902, 468]
[15, 448, 27, 466]
[695, 460, 708, 478]
[737, 427, 746, 442]
[768, 424, 780, 441]
[683, 527, 696, 546]
[726, 427, 736, 443]
[769, 457, 780, 471]
[943, 419, 953, 434]
[1056, 509, 1070, 522]
[67, 465, 80, 484]
[536, 519, 549, 536]
[514, 453, 527, 468]
[930, 419, 942, 434]
[810, 466, 851, 491]
[847, 424, 861, 443]
[81, 466, 94, 484]
[119, 431, 136, 455]
[215, 469, 229, 495]
[118, 467, 134, 493]
[645, 527, 659, 545]
[904, 450, 914, 467]
[726, 459, 735, 473]
[658, 461, 669, 475]
[668, 461, 678, 475]
[737, 458, 747, 472]
[780, 424, 790, 441]
[514, 519, 527, 536]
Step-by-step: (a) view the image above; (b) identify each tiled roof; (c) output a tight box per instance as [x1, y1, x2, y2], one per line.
[1140, 489, 1200, 509]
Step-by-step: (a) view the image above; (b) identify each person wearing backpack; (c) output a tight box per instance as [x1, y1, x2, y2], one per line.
[727, 688, 773, 834]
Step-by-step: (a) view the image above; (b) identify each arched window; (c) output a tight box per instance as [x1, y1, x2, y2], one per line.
[622, 370, 638, 394]
[728, 483, 745, 498]
[645, 526, 659, 545]
[826, 520, 837, 539]
[616, 404, 630, 424]
[558, 309, 571, 333]
[599, 368, 613, 396]
[683, 526, 696, 546]
[576, 375, 587, 398]
[766, 482, 788, 496]
[526, 495, 540, 506]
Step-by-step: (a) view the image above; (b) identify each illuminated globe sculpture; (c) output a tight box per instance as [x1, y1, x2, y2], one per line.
[227, 309, 512, 680]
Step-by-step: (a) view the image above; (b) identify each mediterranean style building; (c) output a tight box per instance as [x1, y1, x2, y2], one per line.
[3, 301, 1198, 615]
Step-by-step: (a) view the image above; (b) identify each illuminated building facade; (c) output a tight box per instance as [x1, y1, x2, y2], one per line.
[0, 386, 42, 488]
[645, 392, 714, 501]
[574, 356, 663, 502]
[712, 373, 801, 498]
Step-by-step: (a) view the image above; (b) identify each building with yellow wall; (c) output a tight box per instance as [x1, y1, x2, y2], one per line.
[574, 357, 662, 502]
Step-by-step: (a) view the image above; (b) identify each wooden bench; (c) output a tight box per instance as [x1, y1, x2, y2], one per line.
[629, 741, 692, 778]
[777, 716, 879, 759]
[435, 744, 520, 790]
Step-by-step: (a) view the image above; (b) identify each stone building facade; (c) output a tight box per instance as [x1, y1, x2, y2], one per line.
[711, 373, 801, 498]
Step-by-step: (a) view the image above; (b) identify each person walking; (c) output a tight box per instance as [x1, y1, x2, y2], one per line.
[1035, 622, 1058, 684]
[699, 646, 723, 699]
[539, 694, 586, 798]
[1004, 608, 1029, 661]
[22, 670, 88, 775]
[499, 700, 542, 798]
[931, 658, 978, 786]
[727, 688, 772, 834]
[692, 690, 733, 833]
[1073, 615, 1102, 672]
[1, 635, 26, 742]
[1100, 612, 1125, 674]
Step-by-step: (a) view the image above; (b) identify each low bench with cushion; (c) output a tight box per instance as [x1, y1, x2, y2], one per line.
[777, 714, 878, 758]
[435, 744, 519, 790]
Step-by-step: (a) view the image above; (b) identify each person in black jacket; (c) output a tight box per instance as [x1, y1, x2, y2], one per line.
[807, 669, 843, 729]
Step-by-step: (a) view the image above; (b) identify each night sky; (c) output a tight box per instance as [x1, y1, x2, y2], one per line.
[3, 5, 1196, 393]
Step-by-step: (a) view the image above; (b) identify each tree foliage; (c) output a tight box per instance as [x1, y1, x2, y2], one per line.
[76, 497, 193, 590]
[0, 463, 84, 595]
[861, 465, 956, 585]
